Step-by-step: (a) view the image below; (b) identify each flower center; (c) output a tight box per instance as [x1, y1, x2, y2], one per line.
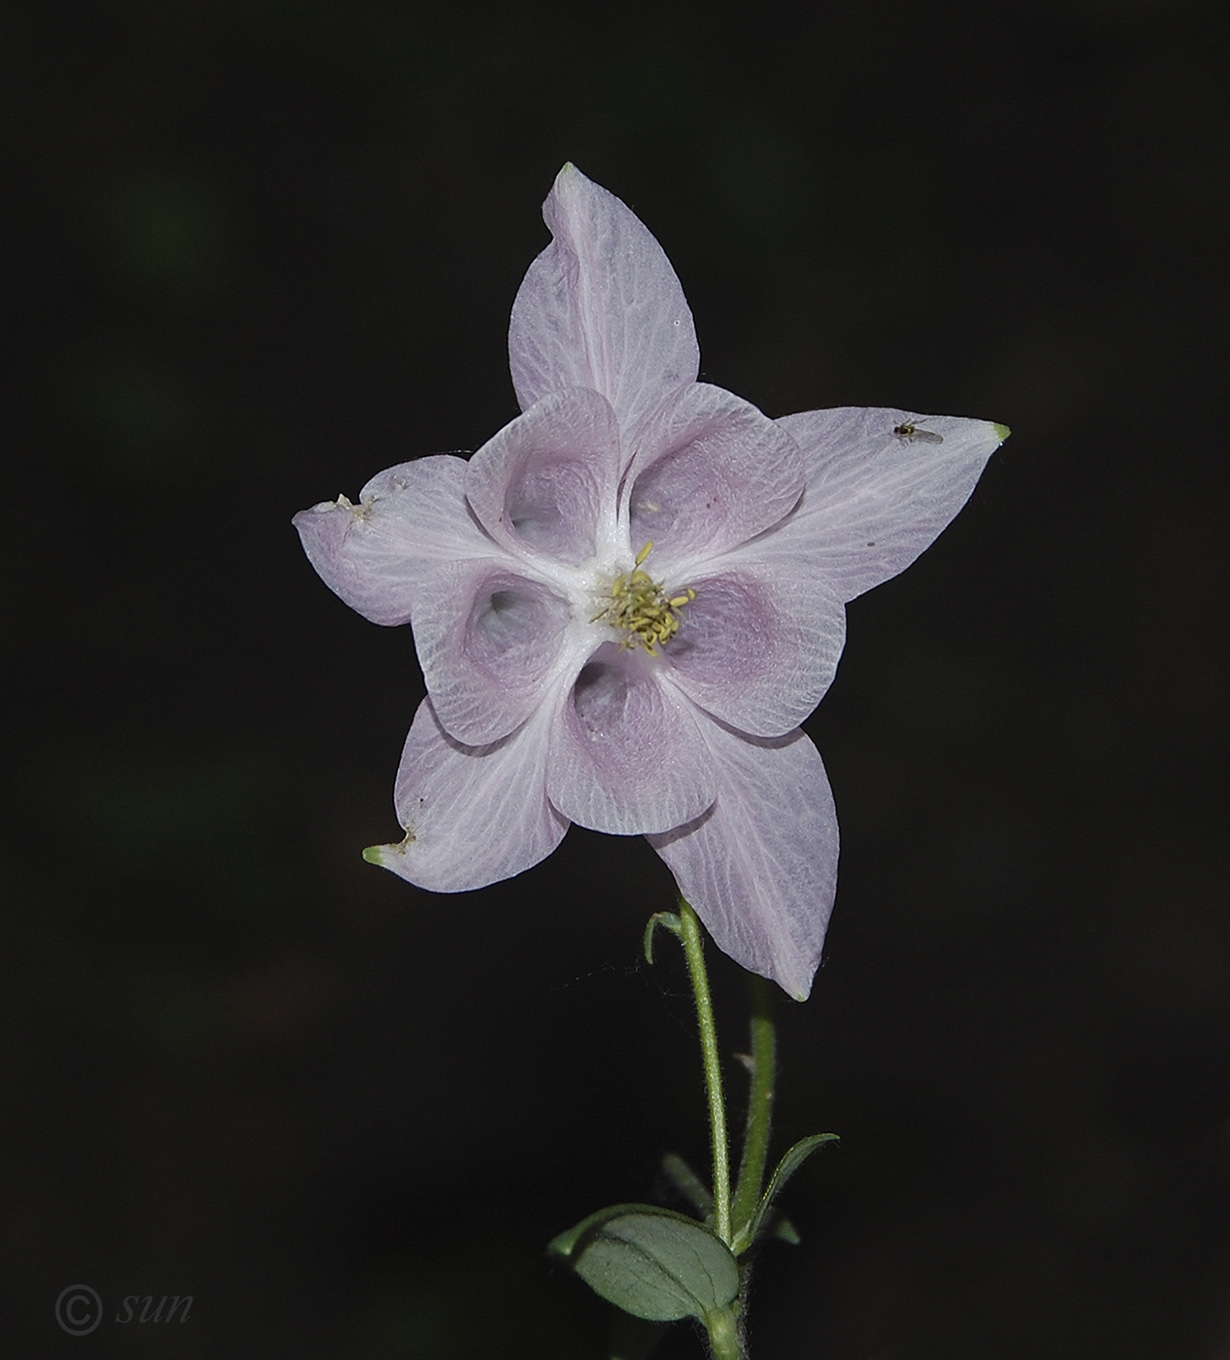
[591, 542, 695, 655]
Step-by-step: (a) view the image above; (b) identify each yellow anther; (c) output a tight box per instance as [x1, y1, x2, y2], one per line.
[592, 545, 695, 655]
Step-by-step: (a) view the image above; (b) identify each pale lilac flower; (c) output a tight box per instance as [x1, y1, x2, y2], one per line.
[294, 165, 1006, 999]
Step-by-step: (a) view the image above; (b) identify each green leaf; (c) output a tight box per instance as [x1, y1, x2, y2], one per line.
[549, 1204, 739, 1323]
[731, 1132, 838, 1253]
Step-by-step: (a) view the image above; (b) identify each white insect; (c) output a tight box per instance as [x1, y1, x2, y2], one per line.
[892, 421, 944, 445]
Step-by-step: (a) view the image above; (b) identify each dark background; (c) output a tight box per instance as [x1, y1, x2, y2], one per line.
[4, 0, 1228, 1355]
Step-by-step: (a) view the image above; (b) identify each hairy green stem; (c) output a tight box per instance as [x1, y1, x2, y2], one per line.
[678, 898, 731, 1246]
[705, 1304, 743, 1360]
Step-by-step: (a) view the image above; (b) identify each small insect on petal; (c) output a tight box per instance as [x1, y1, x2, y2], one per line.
[892, 421, 944, 445]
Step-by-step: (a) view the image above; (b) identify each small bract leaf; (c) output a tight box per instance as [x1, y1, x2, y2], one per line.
[642, 911, 681, 965]
[661, 1152, 714, 1218]
[771, 1215, 801, 1245]
[550, 1204, 739, 1323]
[732, 1132, 838, 1253]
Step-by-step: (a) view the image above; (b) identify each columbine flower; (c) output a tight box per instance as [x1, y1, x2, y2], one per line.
[294, 164, 1006, 999]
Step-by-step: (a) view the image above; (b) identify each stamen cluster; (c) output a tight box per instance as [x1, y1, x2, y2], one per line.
[593, 542, 696, 655]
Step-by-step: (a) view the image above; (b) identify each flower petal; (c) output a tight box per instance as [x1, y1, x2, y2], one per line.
[546, 644, 716, 835]
[293, 455, 488, 625]
[465, 387, 621, 567]
[413, 560, 573, 745]
[624, 384, 804, 570]
[771, 408, 1005, 603]
[509, 164, 699, 439]
[663, 563, 846, 737]
[365, 697, 568, 892]
[647, 722, 838, 1001]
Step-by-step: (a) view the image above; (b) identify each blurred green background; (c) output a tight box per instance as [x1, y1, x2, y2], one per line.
[3, 0, 1228, 1355]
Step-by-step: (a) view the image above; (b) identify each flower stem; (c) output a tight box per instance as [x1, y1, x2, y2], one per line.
[678, 898, 732, 1246]
[704, 1304, 743, 1360]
